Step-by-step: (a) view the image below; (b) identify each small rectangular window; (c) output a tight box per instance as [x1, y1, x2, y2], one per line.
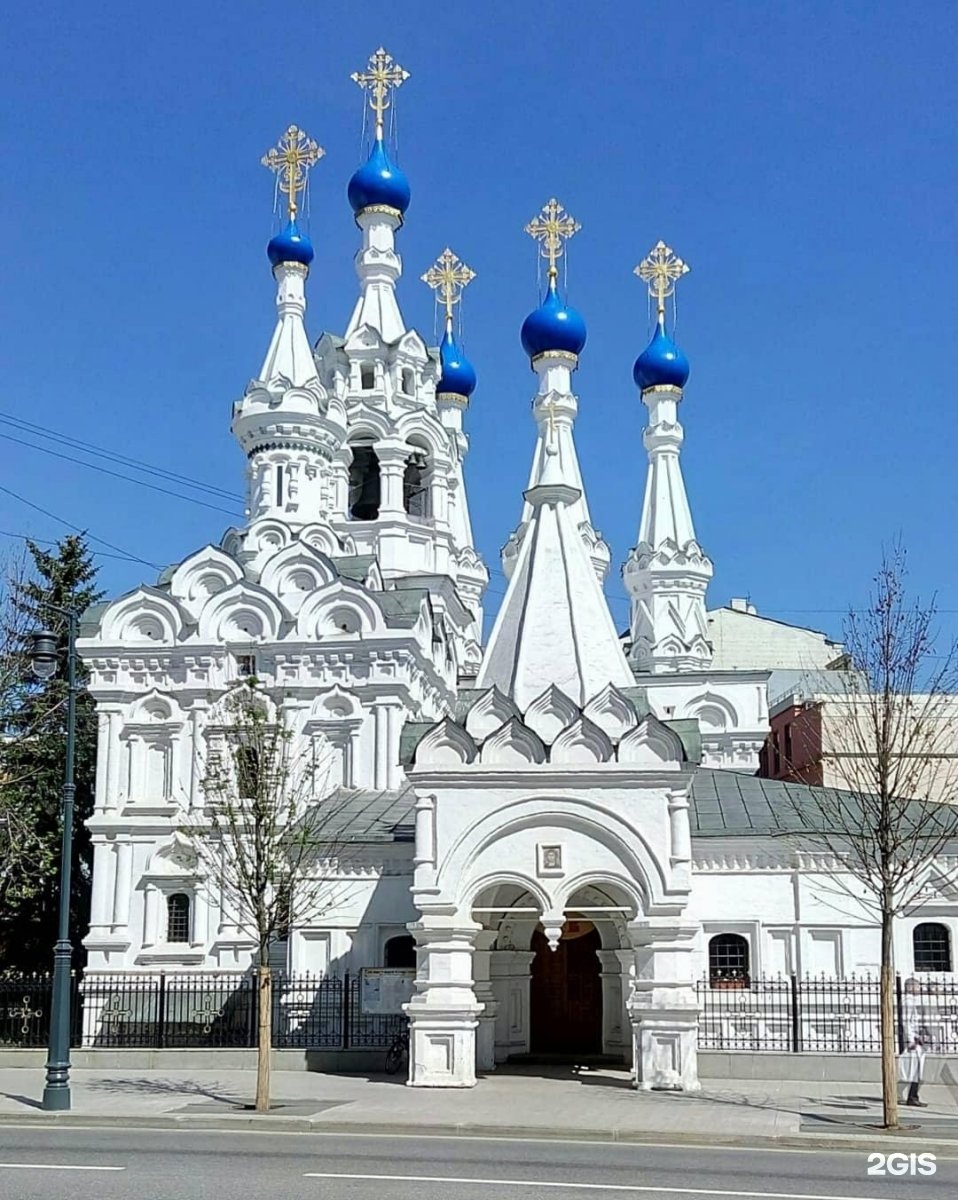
[361, 364, 375, 390]
[783, 723, 792, 764]
[237, 654, 256, 677]
[276, 464, 284, 507]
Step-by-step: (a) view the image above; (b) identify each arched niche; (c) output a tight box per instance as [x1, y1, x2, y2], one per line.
[196, 580, 287, 642]
[169, 546, 243, 607]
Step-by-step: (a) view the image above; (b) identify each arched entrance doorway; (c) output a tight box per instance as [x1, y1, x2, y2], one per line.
[530, 921, 602, 1054]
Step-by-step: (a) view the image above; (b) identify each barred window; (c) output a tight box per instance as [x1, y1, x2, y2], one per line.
[709, 933, 750, 988]
[914, 922, 952, 973]
[166, 893, 191, 944]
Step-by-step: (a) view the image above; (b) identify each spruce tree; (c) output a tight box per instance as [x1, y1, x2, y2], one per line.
[0, 535, 102, 970]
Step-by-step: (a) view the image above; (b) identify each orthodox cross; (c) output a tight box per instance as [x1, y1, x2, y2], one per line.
[421, 248, 476, 326]
[351, 47, 410, 139]
[525, 198, 580, 282]
[635, 240, 690, 319]
[261, 125, 324, 218]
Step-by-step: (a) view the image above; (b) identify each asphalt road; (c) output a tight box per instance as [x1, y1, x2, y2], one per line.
[0, 1127, 954, 1200]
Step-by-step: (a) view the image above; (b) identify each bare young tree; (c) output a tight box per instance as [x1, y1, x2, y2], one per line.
[790, 544, 958, 1129]
[181, 678, 355, 1111]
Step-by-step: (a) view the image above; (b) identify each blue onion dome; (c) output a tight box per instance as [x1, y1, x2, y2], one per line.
[633, 314, 690, 390]
[348, 137, 411, 217]
[437, 323, 477, 398]
[267, 217, 314, 267]
[520, 278, 587, 359]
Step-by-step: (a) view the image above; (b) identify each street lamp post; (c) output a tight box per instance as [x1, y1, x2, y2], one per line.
[29, 607, 80, 1112]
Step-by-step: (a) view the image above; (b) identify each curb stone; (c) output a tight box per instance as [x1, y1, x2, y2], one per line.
[1, 1111, 958, 1155]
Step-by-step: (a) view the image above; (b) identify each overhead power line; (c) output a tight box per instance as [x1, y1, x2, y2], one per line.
[0, 483, 162, 570]
[0, 528, 151, 564]
[0, 431, 243, 518]
[0, 411, 238, 502]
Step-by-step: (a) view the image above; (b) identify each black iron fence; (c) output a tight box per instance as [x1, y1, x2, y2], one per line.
[697, 974, 958, 1054]
[0, 972, 404, 1051]
[6, 970, 958, 1055]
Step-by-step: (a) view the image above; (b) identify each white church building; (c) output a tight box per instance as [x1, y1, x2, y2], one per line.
[76, 50, 958, 1089]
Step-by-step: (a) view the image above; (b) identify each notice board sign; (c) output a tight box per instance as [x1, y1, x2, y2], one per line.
[360, 967, 416, 1014]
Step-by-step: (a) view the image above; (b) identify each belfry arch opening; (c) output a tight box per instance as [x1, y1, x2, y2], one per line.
[348, 442, 381, 520]
[403, 445, 430, 518]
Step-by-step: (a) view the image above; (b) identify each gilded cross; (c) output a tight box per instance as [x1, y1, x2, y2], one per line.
[261, 125, 324, 217]
[525, 198, 580, 280]
[421, 248, 476, 323]
[635, 240, 690, 318]
[351, 47, 410, 139]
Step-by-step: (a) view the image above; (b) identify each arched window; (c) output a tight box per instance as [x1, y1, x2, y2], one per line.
[166, 893, 191, 944]
[401, 367, 415, 395]
[360, 363, 375, 390]
[914, 923, 952, 972]
[403, 450, 429, 518]
[708, 933, 750, 988]
[348, 444, 381, 520]
[384, 934, 416, 968]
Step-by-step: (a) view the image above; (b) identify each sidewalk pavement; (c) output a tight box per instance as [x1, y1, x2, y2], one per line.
[1, 1065, 957, 1150]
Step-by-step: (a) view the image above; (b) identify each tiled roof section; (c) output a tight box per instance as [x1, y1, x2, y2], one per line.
[316, 786, 416, 842]
[399, 722, 435, 766]
[377, 589, 429, 628]
[334, 555, 378, 584]
[689, 769, 850, 837]
[79, 600, 111, 637]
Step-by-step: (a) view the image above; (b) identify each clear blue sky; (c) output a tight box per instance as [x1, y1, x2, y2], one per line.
[2, 1, 956, 644]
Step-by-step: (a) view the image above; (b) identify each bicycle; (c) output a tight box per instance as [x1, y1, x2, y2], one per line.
[384, 1028, 409, 1075]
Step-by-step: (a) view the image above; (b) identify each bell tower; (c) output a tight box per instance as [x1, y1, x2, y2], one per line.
[231, 123, 347, 557]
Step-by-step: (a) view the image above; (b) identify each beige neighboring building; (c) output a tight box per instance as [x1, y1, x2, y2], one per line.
[707, 599, 845, 673]
[763, 688, 958, 805]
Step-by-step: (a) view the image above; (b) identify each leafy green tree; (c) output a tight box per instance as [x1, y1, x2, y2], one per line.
[0, 535, 102, 970]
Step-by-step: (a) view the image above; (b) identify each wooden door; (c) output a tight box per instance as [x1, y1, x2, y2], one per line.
[530, 925, 602, 1054]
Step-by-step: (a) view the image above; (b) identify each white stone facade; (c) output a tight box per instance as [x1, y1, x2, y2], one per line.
[77, 83, 958, 1092]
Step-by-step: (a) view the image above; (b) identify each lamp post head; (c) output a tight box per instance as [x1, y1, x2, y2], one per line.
[29, 630, 59, 681]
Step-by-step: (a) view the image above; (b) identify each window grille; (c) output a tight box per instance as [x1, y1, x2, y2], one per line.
[914, 922, 952, 972]
[166, 893, 191, 944]
[709, 933, 750, 987]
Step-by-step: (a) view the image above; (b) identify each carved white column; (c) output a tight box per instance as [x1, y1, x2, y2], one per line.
[88, 842, 114, 931]
[378, 445, 408, 516]
[667, 787, 692, 875]
[473, 930, 499, 1072]
[404, 915, 483, 1087]
[112, 841, 133, 927]
[188, 704, 207, 810]
[105, 712, 122, 810]
[490, 947, 536, 1062]
[628, 918, 701, 1092]
[597, 949, 628, 1060]
[143, 885, 161, 946]
[385, 701, 403, 789]
[372, 701, 389, 790]
[193, 887, 209, 945]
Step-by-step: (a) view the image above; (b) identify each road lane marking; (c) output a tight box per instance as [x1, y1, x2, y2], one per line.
[302, 1174, 896, 1199]
[0, 1163, 125, 1172]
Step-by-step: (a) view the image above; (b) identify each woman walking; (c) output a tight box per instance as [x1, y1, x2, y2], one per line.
[900, 977, 928, 1108]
